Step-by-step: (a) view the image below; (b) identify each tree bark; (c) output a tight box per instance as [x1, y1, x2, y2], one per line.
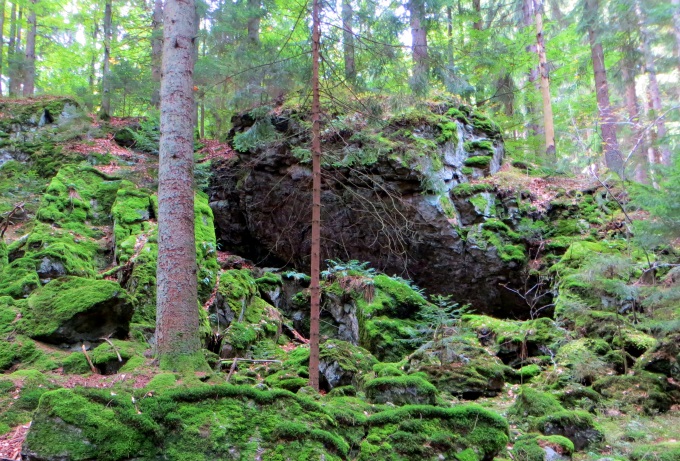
[621, 59, 647, 183]
[308, 0, 322, 392]
[672, 0, 680, 74]
[156, 0, 205, 371]
[635, 0, 670, 166]
[99, 0, 112, 120]
[534, 0, 555, 157]
[23, 0, 36, 96]
[409, 0, 428, 95]
[586, 0, 623, 177]
[89, 21, 99, 99]
[522, 0, 539, 136]
[472, 0, 483, 31]
[342, 0, 356, 84]
[246, 0, 260, 46]
[151, 0, 163, 108]
[0, 1, 5, 95]
[8, 2, 19, 97]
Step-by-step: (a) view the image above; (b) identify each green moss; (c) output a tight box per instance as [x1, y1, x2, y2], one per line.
[464, 140, 494, 154]
[531, 410, 603, 448]
[508, 387, 564, 420]
[470, 112, 502, 138]
[512, 434, 574, 461]
[451, 182, 494, 197]
[464, 156, 493, 168]
[365, 375, 438, 405]
[515, 364, 542, 381]
[592, 372, 672, 413]
[631, 443, 680, 461]
[0, 336, 44, 371]
[20, 277, 130, 340]
[437, 121, 459, 144]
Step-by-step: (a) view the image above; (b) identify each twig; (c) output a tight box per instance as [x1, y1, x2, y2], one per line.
[0, 202, 25, 239]
[219, 359, 282, 364]
[81, 344, 97, 373]
[100, 337, 122, 362]
[226, 358, 238, 383]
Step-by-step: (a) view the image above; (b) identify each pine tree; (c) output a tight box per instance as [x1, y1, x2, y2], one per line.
[155, 0, 206, 372]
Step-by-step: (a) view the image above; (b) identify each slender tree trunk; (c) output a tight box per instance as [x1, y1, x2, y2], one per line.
[0, 1, 5, 95]
[522, 0, 540, 136]
[89, 22, 99, 98]
[586, 0, 623, 177]
[548, 0, 564, 25]
[341, 0, 355, 85]
[672, 0, 680, 74]
[99, 0, 112, 119]
[308, 0, 322, 392]
[156, 0, 205, 371]
[446, 6, 454, 67]
[621, 61, 647, 183]
[22, 0, 36, 96]
[409, 0, 428, 95]
[246, 0, 260, 45]
[472, 0, 483, 31]
[635, 0, 670, 166]
[7, 2, 15, 96]
[151, 0, 163, 108]
[534, 0, 555, 157]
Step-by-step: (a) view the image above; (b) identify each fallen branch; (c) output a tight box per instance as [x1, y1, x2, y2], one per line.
[226, 358, 238, 383]
[100, 337, 122, 362]
[81, 344, 97, 374]
[0, 202, 25, 239]
[219, 359, 282, 364]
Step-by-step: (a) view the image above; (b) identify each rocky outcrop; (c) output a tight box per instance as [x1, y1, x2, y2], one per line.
[209, 105, 530, 315]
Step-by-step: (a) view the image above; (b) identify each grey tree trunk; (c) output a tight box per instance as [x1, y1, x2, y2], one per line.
[247, 0, 260, 45]
[522, 0, 540, 136]
[89, 21, 99, 98]
[672, 0, 680, 74]
[0, 1, 5, 95]
[409, 0, 428, 95]
[23, 0, 36, 96]
[99, 0, 112, 120]
[156, 0, 205, 371]
[635, 0, 670, 166]
[586, 0, 624, 177]
[621, 61, 647, 183]
[151, 0, 163, 108]
[8, 3, 20, 97]
[342, 0, 356, 84]
[534, 0, 555, 157]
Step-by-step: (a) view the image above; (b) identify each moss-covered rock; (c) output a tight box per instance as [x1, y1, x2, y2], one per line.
[508, 387, 564, 420]
[532, 410, 603, 451]
[592, 372, 674, 414]
[511, 434, 574, 461]
[318, 339, 377, 390]
[365, 375, 438, 405]
[19, 277, 133, 344]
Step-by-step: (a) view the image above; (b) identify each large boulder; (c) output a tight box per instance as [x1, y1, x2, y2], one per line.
[19, 277, 133, 344]
[208, 105, 534, 315]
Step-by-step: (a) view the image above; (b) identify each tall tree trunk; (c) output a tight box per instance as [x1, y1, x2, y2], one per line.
[635, 0, 670, 166]
[522, 0, 540, 136]
[341, 0, 355, 85]
[409, 0, 428, 95]
[246, 0, 260, 45]
[23, 0, 36, 97]
[621, 61, 647, 183]
[89, 22, 99, 98]
[99, 0, 112, 120]
[156, 0, 205, 372]
[8, 3, 20, 97]
[0, 1, 5, 95]
[472, 0, 483, 31]
[534, 0, 555, 157]
[586, 0, 623, 177]
[308, 0, 322, 392]
[548, 0, 564, 25]
[672, 0, 680, 74]
[151, 0, 163, 108]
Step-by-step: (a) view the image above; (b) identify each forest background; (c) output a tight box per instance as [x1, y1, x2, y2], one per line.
[0, 0, 677, 180]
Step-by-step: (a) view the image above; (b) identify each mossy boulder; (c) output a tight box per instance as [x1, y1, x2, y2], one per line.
[511, 434, 574, 461]
[592, 372, 674, 413]
[532, 411, 603, 451]
[508, 387, 564, 420]
[318, 339, 377, 390]
[365, 375, 438, 405]
[19, 277, 133, 344]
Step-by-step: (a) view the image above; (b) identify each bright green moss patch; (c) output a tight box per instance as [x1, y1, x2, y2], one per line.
[365, 375, 437, 405]
[512, 434, 574, 461]
[464, 156, 493, 168]
[20, 277, 132, 343]
[631, 442, 680, 461]
[451, 182, 494, 197]
[508, 387, 564, 419]
[464, 140, 494, 154]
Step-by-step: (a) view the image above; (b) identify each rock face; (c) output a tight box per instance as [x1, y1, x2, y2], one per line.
[210, 105, 527, 315]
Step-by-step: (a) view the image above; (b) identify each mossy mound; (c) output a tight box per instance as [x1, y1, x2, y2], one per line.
[592, 372, 675, 414]
[365, 375, 438, 405]
[23, 384, 509, 461]
[318, 339, 377, 390]
[508, 387, 564, 420]
[19, 277, 133, 344]
[511, 433, 574, 461]
[531, 410, 603, 451]
[630, 442, 680, 461]
[0, 370, 58, 435]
